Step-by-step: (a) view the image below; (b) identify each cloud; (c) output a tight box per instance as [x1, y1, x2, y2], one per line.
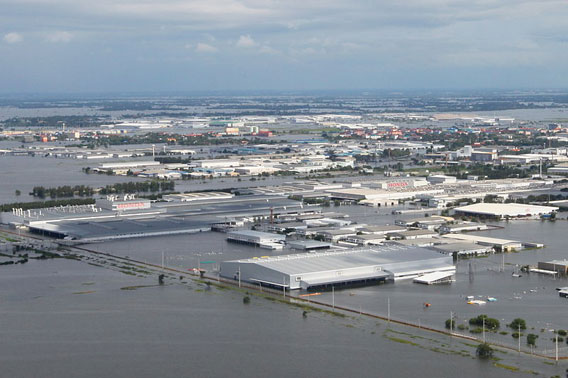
[195, 42, 218, 53]
[3, 32, 23, 44]
[45, 31, 73, 43]
[236, 34, 257, 48]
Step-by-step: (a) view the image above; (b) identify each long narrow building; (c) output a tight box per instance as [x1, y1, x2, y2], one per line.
[220, 245, 455, 290]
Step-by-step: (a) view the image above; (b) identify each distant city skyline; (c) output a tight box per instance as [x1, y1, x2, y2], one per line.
[1, 0, 567, 93]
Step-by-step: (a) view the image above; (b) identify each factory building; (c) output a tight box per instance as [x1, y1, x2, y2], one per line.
[538, 260, 568, 275]
[220, 245, 455, 290]
[357, 224, 406, 235]
[427, 175, 457, 184]
[441, 234, 522, 252]
[454, 203, 558, 219]
[429, 242, 493, 256]
[96, 196, 152, 212]
[227, 230, 286, 249]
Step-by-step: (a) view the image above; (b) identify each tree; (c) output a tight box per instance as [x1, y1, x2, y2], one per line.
[476, 343, 494, 359]
[509, 318, 527, 330]
[469, 315, 500, 330]
[15, 190, 21, 196]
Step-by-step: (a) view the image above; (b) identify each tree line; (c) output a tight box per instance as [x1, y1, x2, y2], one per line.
[30, 181, 175, 199]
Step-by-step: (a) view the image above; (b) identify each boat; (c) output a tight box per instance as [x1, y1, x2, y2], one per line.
[467, 300, 487, 305]
[486, 297, 497, 302]
[512, 273, 522, 278]
[423, 302, 431, 308]
[466, 295, 474, 301]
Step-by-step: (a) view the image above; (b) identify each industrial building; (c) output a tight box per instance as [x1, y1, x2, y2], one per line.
[162, 192, 233, 202]
[227, 230, 286, 249]
[390, 229, 437, 240]
[454, 203, 558, 219]
[441, 234, 522, 251]
[357, 224, 406, 235]
[430, 242, 493, 256]
[97, 196, 152, 211]
[219, 245, 455, 290]
[538, 260, 568, 275]
[2, 195, 311, 242]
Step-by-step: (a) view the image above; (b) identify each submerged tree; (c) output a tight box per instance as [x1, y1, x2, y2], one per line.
[476, 343, 494, 359]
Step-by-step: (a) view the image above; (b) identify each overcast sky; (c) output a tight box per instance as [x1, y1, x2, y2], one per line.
[1, 0, 567, 93]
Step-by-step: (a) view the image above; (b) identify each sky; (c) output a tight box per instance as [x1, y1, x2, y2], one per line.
[1, 0, 567, 93]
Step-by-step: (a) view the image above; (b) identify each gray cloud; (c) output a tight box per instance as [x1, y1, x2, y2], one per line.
[3, 32, 23, 43]
[0, 0, 567, 92]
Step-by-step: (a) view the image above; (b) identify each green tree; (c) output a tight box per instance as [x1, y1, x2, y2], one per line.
[476, 343, 493, 359]
[509, 318, 527, 330]
[469, 315, 500, 330]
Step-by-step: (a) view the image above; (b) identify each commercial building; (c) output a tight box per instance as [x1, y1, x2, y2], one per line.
[220, 245, 455, 290]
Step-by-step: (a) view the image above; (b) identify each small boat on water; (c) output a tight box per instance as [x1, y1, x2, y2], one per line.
[423, 302, 431, 308]
[486, 297, 497, 302]
[512, 273, 522, 278]
[467, 300, 487, 305]
[466, 295, 475, 301]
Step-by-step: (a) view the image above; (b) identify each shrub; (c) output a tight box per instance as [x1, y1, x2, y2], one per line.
[476, 343, 494, 359]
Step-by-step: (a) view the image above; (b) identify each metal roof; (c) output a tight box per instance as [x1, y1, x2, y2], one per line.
[454, 203, 558, 216]
[230, 245, 451, 276]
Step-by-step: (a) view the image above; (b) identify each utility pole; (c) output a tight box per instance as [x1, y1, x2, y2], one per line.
[483, 317, 486, 343]
[388, 297, 391, 323]
[518, 323, 521, 353]
[332, 286, 335, 309]
[556, 332, 559, 362]
[161, 251, 164, 269]
[282, 276, 286, 298]
[238, 266, 241, 288]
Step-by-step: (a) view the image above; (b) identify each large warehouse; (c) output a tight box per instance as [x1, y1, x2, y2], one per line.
[220, 245, 455, 290]
[454, 203, 558, 219]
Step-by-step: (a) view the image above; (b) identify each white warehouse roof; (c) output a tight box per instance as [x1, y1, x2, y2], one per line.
[220, 245, 455, 290]
[454, 203, 558, 217]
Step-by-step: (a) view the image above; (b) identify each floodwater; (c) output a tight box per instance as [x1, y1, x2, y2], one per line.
[1, 257, 560, 378]
[83, 205, 568, 359]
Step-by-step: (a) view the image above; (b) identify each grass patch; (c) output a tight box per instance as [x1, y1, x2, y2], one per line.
[387, 336, 419, 346]
[493, 363, 519, 372]
[120, 285, 160, 291]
